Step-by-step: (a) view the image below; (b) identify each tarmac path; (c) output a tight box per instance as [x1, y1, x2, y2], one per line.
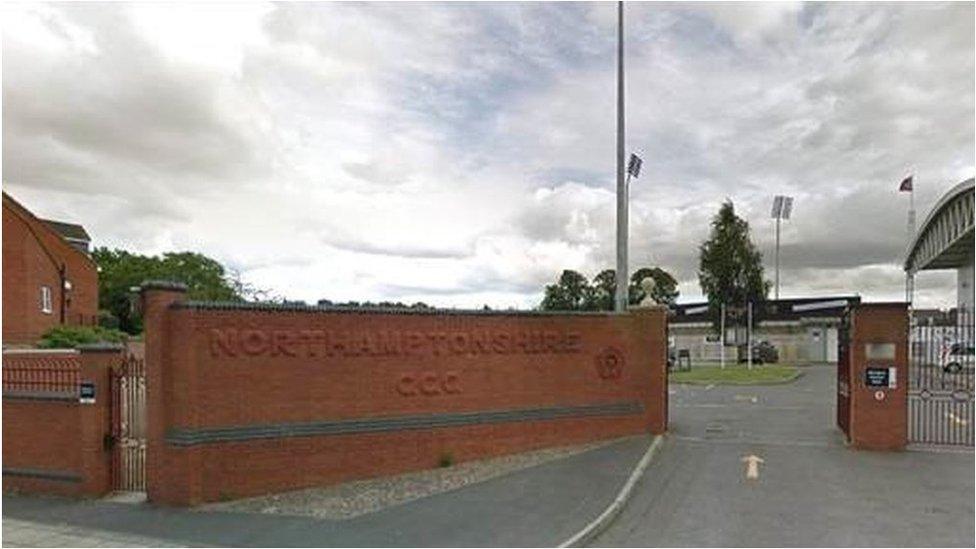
[592, 364, 975, 547]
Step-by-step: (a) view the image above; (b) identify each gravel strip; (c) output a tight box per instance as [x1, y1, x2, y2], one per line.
[199, 440, 616, 520]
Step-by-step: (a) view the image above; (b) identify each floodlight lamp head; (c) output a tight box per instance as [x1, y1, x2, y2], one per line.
[627, 153, 642, 178]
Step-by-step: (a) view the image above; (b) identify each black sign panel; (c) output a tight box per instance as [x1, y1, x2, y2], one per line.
[80, 381, 96, 402]
[864, 367, 890, 388]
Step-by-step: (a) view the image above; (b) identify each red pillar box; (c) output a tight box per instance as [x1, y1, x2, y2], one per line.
[848, 303, 908, 451]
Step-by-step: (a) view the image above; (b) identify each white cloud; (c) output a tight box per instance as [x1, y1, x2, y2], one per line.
[2, 2, 972, 310]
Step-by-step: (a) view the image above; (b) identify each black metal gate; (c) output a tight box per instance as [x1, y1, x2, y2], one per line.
[908, 310, 974, 446]
[111, 353, 147, 491]
[836, 308, 851, 440]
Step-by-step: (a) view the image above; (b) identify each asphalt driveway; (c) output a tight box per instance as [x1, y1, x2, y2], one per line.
[593, 364, 975, 547]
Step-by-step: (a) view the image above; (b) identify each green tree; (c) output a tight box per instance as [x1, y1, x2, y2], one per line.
[697, 201, 770, 331]
[93, 248, 251, 334]
[540, 270, 594, 311]
[629, 267, 679, 306]
[587, 269, 617, 311]
[540, 267, 680, 311]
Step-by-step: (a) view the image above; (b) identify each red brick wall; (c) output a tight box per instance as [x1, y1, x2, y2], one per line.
[2, 195, 99, 345]
[848, 303, 908, 451]
[2, 349, 117, 496]
[142, 285, 668, 505]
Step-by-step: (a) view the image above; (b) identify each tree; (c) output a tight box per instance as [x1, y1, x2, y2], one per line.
[588, 269, 617, 311]
[629, 267, 679, 306]
[540, 270, 594, 311]
[697, 201, 770, 332]
[93, 248, 252, 334]
[539, 267, 680, 311]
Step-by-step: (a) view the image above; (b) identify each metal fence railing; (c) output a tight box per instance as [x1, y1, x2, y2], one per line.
[2, 350, 81, 398]
[909, 309, 975, 446]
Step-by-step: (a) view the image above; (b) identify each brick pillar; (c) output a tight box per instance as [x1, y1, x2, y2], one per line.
[77, 343, 124, 496]
[140, 281, 186, 503]
[630, 304, 669, 434]
[849, 303, 908, 451]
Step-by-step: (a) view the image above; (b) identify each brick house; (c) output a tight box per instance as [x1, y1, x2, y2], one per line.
[2, 192, 99, 345]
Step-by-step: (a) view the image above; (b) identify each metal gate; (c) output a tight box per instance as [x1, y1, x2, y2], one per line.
[908, 310, 974, 446]
[111, 353, 147, 491]
[836, 308, 851, 439]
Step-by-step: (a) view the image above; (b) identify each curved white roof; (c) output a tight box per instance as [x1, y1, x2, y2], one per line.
[904, 178, 975, 273]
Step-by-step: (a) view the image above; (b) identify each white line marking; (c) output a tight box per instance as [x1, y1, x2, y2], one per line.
[742, 454, 764, 480]
[945, 412, 968, 425]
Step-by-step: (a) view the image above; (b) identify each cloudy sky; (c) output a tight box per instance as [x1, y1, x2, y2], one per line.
[3, 1, 973, 309]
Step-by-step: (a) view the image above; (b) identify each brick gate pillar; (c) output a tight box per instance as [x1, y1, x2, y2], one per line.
[848, 303, 908, 451]
[630, 304, 669, 434]
[140, 281, 186, 502]
[77, 343, 125, 496]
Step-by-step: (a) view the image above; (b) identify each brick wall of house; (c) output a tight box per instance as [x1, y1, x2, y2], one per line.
[1, 348, 117, 497]
[2, 194, 99, 345]
[142, 283, 668, 506]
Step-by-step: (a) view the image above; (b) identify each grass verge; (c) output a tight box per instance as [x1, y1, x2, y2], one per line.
[670, 364, 801, 385]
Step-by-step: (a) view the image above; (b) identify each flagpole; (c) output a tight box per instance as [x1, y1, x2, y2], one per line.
[905, 170, 916, 305]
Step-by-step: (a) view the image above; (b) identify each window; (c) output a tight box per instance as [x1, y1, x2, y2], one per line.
[40, 286, 53, 314]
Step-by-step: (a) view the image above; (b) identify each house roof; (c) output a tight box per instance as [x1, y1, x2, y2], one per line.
[670, 295, 861, 324]
[2, 191, 96, 267]
[41, 219, 91, 242]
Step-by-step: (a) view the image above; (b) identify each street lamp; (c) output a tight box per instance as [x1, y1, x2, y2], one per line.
[770, 195, 794, 301]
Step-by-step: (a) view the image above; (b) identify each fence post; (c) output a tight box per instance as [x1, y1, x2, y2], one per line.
[140, 281, 187, 503]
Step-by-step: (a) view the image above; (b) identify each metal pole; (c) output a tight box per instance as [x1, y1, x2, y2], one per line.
[720, 303, 726, 370]
[614, 0, 628, 312]
[746, 301, 752, 370]
[775, 216, 781, 300]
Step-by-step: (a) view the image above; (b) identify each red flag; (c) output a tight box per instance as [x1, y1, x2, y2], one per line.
[899, 175, 913, 192]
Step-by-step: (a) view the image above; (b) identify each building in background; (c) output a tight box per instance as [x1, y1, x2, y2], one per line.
[669, 296, 861, 364]
[2, 192, 99, 346]
[905, 178, 974, 313]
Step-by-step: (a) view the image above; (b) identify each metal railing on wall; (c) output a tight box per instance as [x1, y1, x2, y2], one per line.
[2, 350, 81, 399]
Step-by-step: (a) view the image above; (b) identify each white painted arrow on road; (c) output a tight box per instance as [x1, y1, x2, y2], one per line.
[742, 454, 765, 480]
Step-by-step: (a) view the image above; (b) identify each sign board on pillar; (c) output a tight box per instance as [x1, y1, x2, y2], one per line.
[79, 381, 95, 404]
[864, 367, 897, 388]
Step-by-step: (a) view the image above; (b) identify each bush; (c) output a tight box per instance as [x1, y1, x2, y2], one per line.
[39, 325, 129, 349]
[438, 452, 454, 468]
[97, 309, 120, 330]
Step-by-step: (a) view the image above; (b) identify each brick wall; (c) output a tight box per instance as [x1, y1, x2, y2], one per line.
[848, 303, 908, 451]
[2, 194, 99, 345]
[2, 348, 118, 497]
[141, 283, 668, 506]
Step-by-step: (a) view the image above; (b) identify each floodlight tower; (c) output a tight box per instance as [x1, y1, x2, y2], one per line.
[614, 0, 628, 312]
[771, 195, 794, 301]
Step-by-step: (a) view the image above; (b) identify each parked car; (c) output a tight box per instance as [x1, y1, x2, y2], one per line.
[941, 342, 974, 374]
[737, 340, 779, 364]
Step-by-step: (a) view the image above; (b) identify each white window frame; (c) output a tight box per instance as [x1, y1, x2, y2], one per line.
[40, 286, 53, 314]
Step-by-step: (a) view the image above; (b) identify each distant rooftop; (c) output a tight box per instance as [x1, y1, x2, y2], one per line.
[41, 219, 91, 253]
[42, 219, 90, 242]
[670, 295, 861, 324]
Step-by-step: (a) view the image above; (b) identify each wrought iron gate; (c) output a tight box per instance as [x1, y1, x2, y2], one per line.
[111, 353, 147, 491]
[908, 311, 974, 446]
[836, 308, 851, 440]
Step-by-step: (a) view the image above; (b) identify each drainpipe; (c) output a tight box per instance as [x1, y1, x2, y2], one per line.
[58, 263, 67, 324]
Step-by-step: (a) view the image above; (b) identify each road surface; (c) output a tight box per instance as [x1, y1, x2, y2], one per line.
[593, 364, 975, 547]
